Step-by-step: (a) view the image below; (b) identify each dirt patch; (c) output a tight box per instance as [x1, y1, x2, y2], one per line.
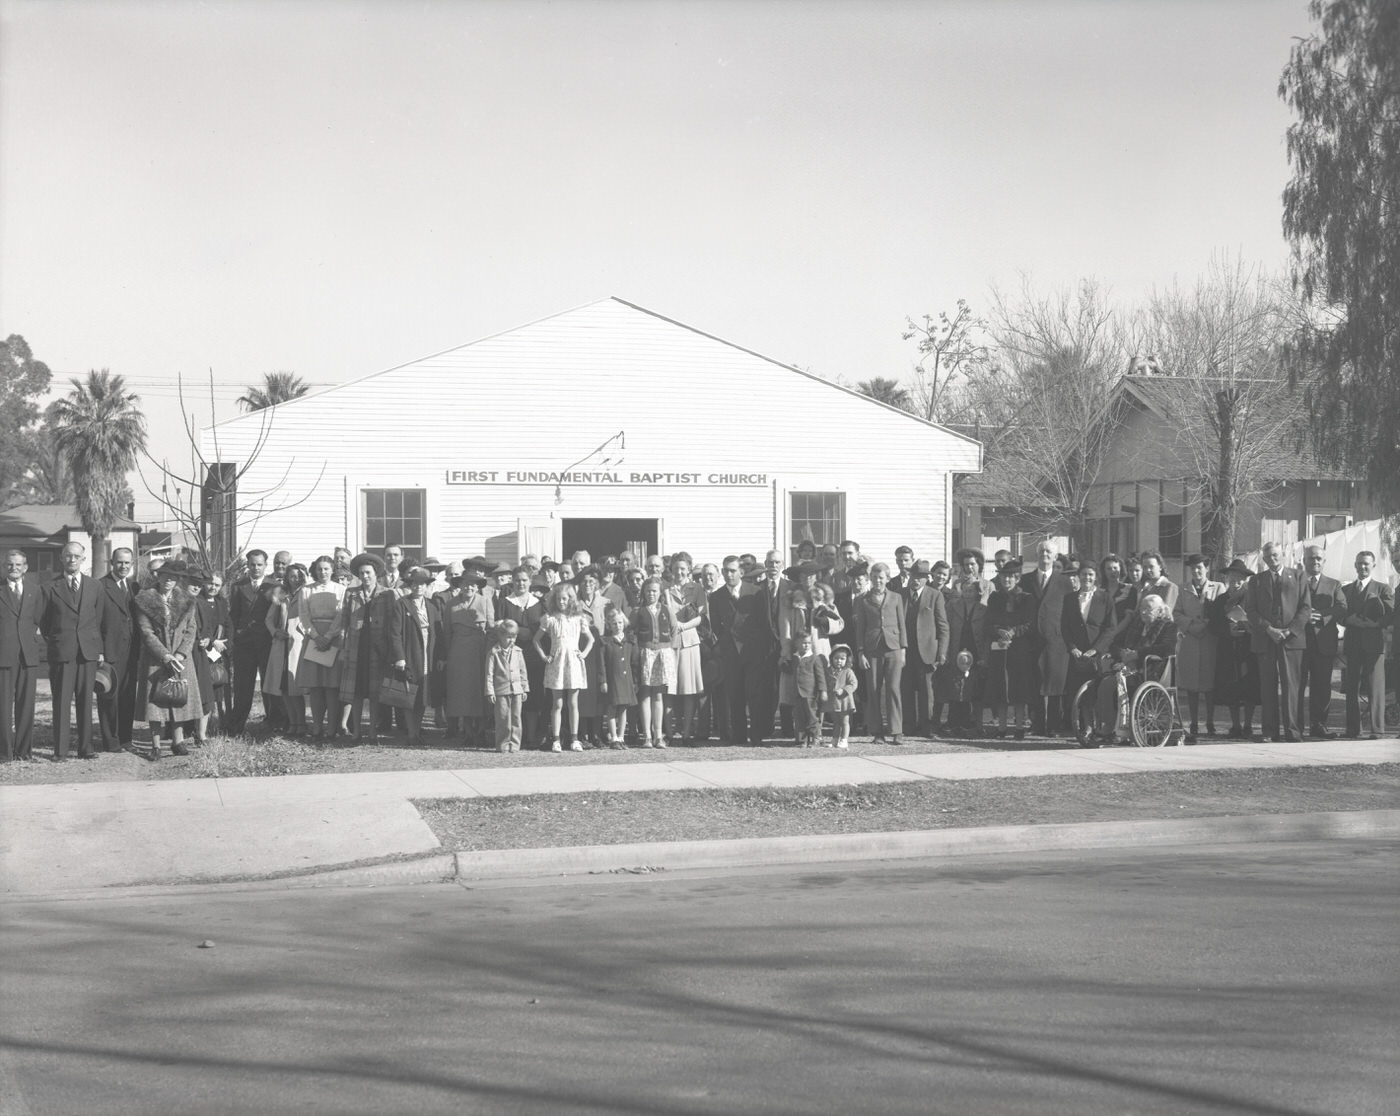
[414, 764, 1400, 851]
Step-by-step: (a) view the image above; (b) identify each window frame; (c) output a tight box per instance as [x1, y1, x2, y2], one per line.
[787, 490, 846, 563]
[361, 487, 427, 562]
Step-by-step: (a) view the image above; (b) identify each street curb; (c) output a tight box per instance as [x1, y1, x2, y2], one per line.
[221, 808, 1399, 891]
[7, 811, 1394, 899]
[446, 809, 1400, 882]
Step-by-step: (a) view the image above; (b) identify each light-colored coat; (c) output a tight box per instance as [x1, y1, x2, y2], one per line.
[1173, 579, 1223, 692]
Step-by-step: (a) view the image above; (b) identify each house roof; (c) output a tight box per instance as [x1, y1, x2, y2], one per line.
[1117, 374, 1345, 480]
[0, 503, 143, 544]
[205, 297, 983, 455]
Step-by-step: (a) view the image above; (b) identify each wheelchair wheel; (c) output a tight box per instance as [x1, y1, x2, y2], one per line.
[1073, 679, 1099, 747]
[1129, 681, 1175, 747]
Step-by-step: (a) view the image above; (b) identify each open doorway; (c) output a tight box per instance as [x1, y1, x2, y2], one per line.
[561, 518, 658, 565]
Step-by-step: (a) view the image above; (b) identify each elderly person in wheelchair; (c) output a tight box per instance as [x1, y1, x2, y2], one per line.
[1083, 593, 1179, 746]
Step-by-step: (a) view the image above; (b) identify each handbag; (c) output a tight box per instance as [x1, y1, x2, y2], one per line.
[378, 674, 419, 710]
[208, 658, 230, 688]
[151, 672, 189, 709]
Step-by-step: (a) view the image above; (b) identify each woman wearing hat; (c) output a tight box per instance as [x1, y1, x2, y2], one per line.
[776, 561, 821, 733]
[984, 558, 1036, 738]
[337, 554, 394, 741]
[133, 559, 203, 758]
[1208, 558, 1259, 739]
[190, 567, 227, 745]
[387, 567, 443, 745]
[441, 565, 493, 746]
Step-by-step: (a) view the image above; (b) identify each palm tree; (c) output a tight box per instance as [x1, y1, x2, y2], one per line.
[237, 370, 310, 411]
[856, 376, 915, 413]
[49, 370, 148, 577]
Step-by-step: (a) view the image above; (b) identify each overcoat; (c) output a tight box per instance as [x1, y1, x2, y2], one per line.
[1173, 580, 1223, 691]
[387, 594, 443, 687]
[1016, 569, 1076, 696]
[134, 586, 203, 723]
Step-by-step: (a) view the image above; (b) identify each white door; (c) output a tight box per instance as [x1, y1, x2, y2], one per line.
[517, 517, 562, 563]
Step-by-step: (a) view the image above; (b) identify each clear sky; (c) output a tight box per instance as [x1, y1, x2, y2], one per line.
[1, 0, 1308, 522]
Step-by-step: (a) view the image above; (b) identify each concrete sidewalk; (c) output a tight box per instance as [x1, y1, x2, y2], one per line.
[2, 738, 1396, 895]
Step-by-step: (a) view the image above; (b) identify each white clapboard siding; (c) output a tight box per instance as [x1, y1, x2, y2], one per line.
[201, 299, 980, 563]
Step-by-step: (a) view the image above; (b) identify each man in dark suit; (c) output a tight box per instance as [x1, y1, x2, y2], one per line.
[751, 549, 788, 739]
[1244, 541, 1309, 742]
[1297, 544, 1343, 738]
[39, 541, 105, 759]
[709, 556, 760, 744]
[1, 550, 44, 761]
[97, 546, 142, 752]
[227, 548, 274, 734]
[1018, 540, 1076, 735]
[1339, 550, 1393, 739]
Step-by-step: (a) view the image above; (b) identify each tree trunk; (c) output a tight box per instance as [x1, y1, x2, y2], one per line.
[1201, 389, 1239, 568]
[91, 532, 110, 578]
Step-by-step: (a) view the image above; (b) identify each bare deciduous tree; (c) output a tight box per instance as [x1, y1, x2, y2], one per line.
[1129, 257, 1304, 564]
[901, 299, 990, 424]
[970, 278, 1123, 552]
[139, 373, 325, 578]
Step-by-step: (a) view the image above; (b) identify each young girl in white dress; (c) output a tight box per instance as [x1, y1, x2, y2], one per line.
[534, 582, 593, 752]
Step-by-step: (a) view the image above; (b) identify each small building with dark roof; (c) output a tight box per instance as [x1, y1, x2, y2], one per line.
[0, 504, 142, 575]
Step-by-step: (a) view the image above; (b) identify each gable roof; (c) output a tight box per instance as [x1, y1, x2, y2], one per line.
[1116, 374, 1344, 480]
[207, 297, 982, 455]
[0, 503, 142, 544]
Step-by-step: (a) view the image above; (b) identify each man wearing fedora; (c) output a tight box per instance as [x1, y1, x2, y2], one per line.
[40, 541, 105, 759]
[1, 550, 44, 761]
[97, 546, 142, 752]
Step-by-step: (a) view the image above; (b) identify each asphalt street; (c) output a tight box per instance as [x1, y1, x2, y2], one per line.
[2, 840, 1397, 1116]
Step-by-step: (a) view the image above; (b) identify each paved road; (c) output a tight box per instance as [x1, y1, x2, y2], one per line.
[2, 841, 1397, 1115]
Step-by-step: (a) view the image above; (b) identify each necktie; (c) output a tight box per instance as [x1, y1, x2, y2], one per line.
[70, 576, 79, 594]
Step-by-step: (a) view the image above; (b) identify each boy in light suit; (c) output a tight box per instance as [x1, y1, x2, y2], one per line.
[484, 619, 530, 752]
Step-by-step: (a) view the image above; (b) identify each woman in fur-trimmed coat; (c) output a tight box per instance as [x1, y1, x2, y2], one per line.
[134, 561, 203, 757]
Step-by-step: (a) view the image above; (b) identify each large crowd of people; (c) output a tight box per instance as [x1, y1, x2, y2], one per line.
[1, 534, 1393, 762]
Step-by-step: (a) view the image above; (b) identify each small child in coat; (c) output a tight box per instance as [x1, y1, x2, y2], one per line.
[599, 607, 638, 749]
[791, 631, 829, 747]
[484, 619, 530, 752]
[824, 644, 859, 748]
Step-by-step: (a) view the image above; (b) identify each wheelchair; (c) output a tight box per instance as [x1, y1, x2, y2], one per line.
[1072, 654, 1182, 748]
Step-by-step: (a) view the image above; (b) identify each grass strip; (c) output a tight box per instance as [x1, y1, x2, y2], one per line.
[414, 764, 1400, 852]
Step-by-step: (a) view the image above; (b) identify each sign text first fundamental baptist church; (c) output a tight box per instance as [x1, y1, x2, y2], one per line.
[445, 470, 771, 487]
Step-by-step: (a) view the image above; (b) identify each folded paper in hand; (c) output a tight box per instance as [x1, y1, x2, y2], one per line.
[303, 644, 339, 668]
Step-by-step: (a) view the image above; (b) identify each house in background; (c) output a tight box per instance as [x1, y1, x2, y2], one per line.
[954, 374, 1378, 581]
[0, 504, 142, 575]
